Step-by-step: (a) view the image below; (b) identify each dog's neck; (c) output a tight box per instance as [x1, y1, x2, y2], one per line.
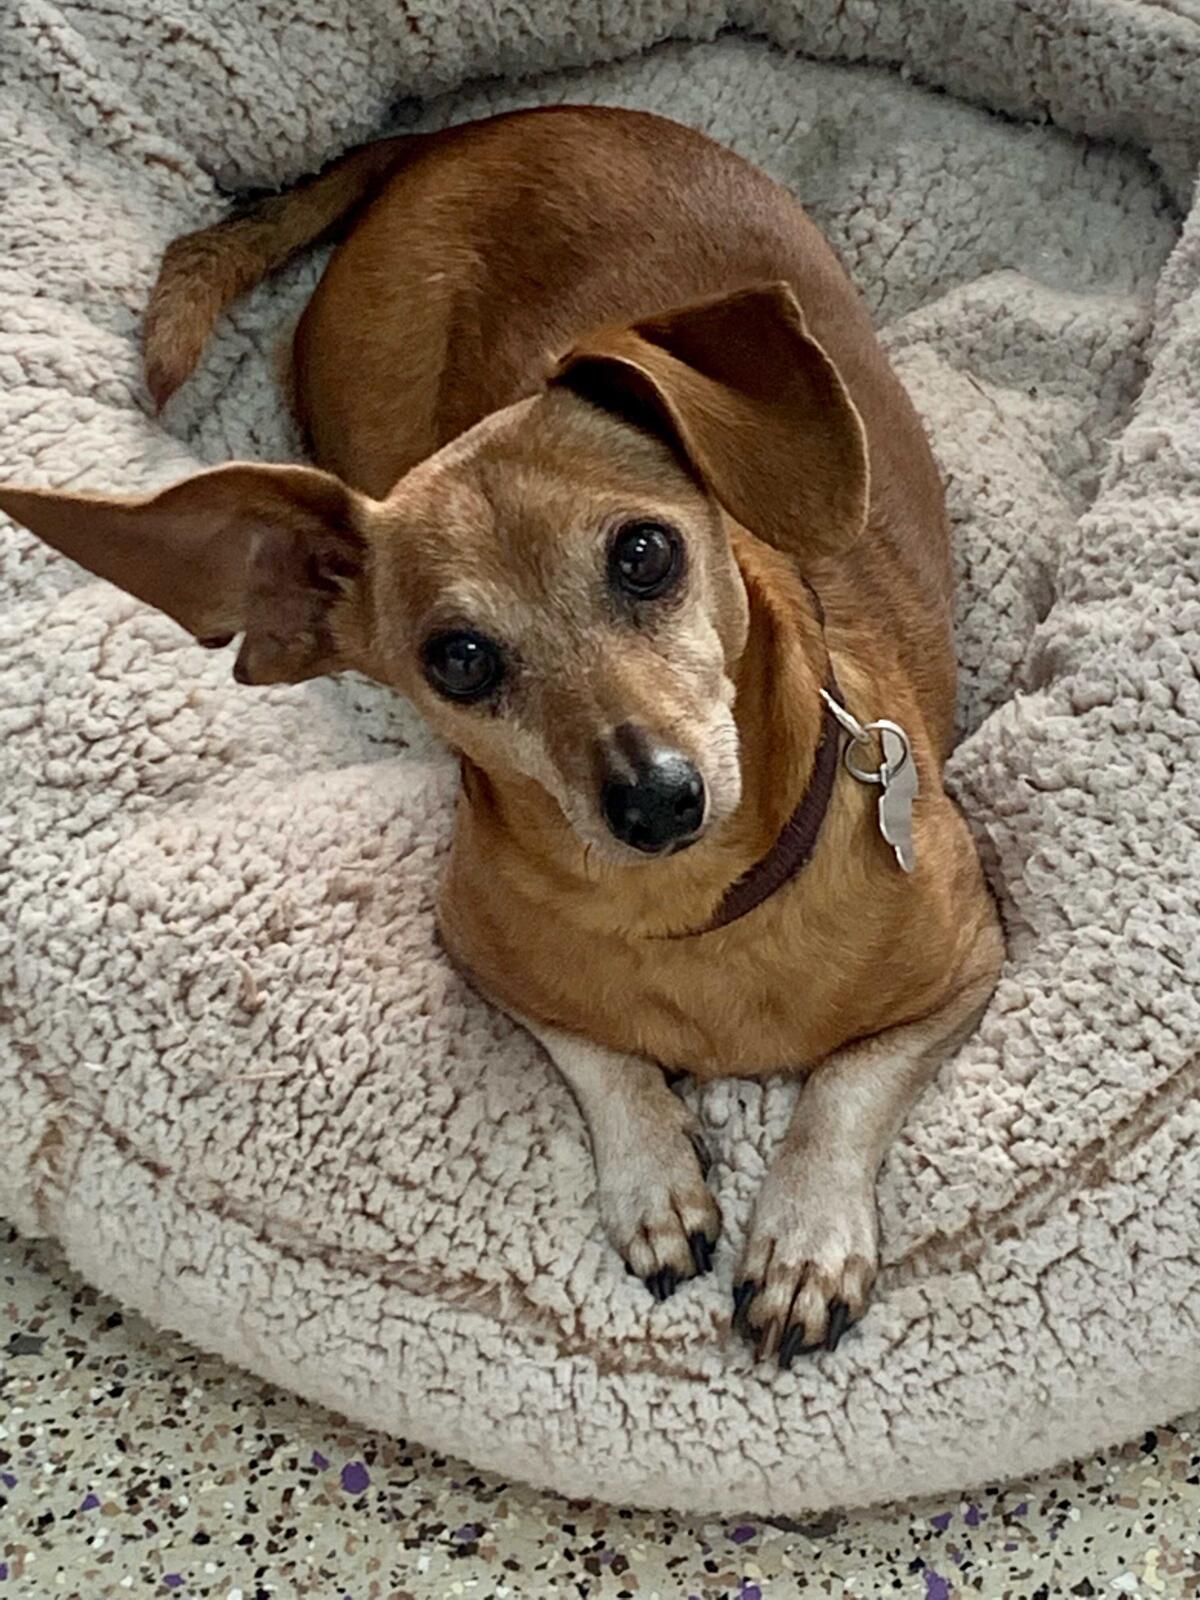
[724, 538, 832, 861]
[456, 536, 848, 939]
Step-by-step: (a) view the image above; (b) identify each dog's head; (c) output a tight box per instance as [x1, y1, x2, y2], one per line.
[0, 283, 868, 861]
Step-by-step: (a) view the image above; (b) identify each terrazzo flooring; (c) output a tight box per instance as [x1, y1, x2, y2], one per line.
[2, 1227, 1198, 1600]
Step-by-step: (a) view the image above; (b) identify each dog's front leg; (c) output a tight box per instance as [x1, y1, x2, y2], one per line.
[733, 970, 996, 1366]
[524, 1020, 721, 1300]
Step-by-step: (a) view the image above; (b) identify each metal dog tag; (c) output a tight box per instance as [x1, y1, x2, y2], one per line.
[875, 723, 918, 874]
[821, 692, 918, 874]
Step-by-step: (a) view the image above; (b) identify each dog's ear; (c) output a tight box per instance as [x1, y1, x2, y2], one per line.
[0, 463, 374, 684]
[552, 282, 869, 558]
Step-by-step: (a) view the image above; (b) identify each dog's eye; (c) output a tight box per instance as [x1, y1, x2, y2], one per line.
[610, 521, 682, 600]
[422, 631, 504, 702]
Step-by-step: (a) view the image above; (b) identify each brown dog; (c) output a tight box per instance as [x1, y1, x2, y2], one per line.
[0, 107, 1002, 1366]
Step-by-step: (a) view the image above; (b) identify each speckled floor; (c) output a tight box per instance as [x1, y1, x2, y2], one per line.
[2, 1227, 1198, 1600]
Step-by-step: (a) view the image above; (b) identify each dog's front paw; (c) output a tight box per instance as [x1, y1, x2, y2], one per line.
[597, 1113, 720, 1301]
[732, 1161, 878, 1365]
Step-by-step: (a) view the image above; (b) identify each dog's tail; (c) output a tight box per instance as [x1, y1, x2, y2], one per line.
[143, 136, 418, 409]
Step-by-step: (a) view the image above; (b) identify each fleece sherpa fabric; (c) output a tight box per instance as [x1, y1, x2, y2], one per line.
[2, 1, 1199, 1516]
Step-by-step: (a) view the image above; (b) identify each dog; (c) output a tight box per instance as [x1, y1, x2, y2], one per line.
[0, 106, 1003, 1366]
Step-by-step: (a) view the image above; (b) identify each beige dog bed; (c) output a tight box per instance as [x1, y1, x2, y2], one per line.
[2, 1, 1199, 1515]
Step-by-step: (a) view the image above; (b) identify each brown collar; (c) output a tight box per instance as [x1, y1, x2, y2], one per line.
[674, 671, 845, 937]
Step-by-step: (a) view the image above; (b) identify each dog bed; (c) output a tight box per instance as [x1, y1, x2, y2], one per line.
[2, 1, 1199, 1516]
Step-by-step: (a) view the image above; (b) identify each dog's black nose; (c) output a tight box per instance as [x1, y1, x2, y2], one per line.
[601, 743, 706, 854]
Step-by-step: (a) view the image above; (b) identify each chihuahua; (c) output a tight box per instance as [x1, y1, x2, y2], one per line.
[0, 106, 1002, 1366]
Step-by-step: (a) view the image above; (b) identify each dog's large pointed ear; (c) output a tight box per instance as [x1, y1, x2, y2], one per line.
[0, 463, 375, 684]
[551, 282, 869, 558]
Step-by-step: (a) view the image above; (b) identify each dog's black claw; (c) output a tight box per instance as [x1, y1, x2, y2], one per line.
[778, 1325, 807, 1370]
[689, 1231, 714, 1275]
[732, 1279, 758, 1331]
[645, 1267, 678, 1302]
[689, 1130, 713, 1178]
[825, 1300, 852, 1352]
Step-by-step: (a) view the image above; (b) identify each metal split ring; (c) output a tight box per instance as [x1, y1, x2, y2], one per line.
[820, 691, 912, 787]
